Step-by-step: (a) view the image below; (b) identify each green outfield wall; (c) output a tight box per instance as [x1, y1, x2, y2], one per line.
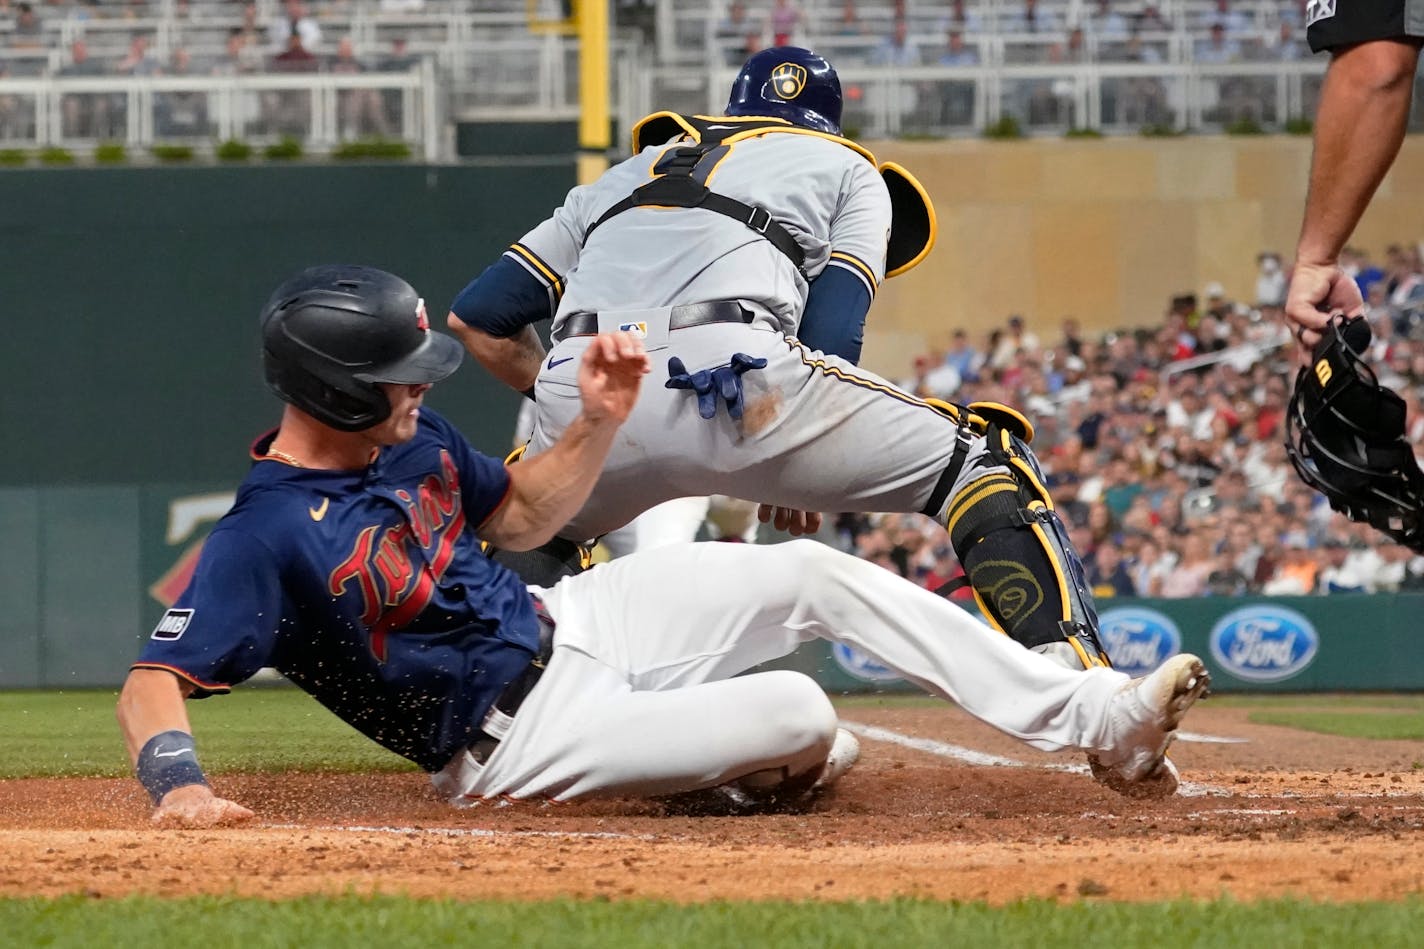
[0, 163, 572, 487]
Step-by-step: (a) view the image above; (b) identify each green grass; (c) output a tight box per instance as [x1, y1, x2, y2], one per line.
[0, 688, 413, 779]
[3, 895, 1424, 947]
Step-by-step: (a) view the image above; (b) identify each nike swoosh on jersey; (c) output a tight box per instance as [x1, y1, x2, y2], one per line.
[152, 747, 193, 759]
[547, 356, 574, 369]
[310, 497, 330, 521]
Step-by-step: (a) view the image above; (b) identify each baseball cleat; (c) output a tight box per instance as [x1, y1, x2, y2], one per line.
[1088, 653, 1210, 799]
[812, 727, 861, 792]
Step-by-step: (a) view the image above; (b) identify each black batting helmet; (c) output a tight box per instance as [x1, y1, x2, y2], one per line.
[726, 46, 843, 136]
[260, 264, 463, 432]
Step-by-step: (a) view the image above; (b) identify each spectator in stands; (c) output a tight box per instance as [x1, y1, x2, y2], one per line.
[1135, 4, 1171, 33]
[1196, 22, 1245, 64]
[768, 0, 801, 47]
[211, 27, 257, 75]
[156, 47, 209, 137]
[714, 0, 761, 64]
[989, 314, 1041, 371]
[871, 17, 918, 66]
[378, 36, 419, 73]
[939, 0, 984, 35]
[331, 36, 390, 139]
[11, 2, 43, 48]
[1088, 0, 1129, 39]
[1086, 543, 1136, 598]
[1261, 20, 1304, 62]
[939, 29, 979, 66]
[1317, 536, 1371, 593]
[116, 33, 161, 76]
[1158, 532, 1215, 598]
[1255, 252, 1287, 307]
[268, 0, 322, 52]
[1196, 0, 1250, 36]
[58, 39, 112, 138]
[832, 0, 866, 36]
[1003, 0, 1061, 35]
[266, 30, 318, 135]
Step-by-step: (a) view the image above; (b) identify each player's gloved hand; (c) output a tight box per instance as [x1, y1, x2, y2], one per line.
[758, 505, 823, 536]
[151, 783, 255, 829]
[665, 353, 768, 420]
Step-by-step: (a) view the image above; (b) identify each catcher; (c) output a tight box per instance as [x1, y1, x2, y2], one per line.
[449, 46, 1118, 689]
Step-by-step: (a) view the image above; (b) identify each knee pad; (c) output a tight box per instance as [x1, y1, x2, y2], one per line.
[945, 429, 1110, 670]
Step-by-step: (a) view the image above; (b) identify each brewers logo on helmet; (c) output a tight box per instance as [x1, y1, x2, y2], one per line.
[726, 46, 843, 135]
[770, 62, 807, 99]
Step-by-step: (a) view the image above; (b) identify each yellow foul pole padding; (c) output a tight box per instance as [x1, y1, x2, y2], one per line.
[577, 0, 610, 185]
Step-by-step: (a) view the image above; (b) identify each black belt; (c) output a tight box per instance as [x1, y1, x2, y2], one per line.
[466, 597, 556, 767]
[562, 301, 753, 338]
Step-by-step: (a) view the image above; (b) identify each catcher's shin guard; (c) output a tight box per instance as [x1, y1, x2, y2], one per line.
[944, 429, 1110, 670]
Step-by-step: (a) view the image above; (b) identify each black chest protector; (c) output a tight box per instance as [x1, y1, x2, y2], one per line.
[582, 115, 809, 275]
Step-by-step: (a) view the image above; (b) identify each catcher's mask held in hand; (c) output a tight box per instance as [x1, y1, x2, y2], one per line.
[1284, 316, 1424, 550]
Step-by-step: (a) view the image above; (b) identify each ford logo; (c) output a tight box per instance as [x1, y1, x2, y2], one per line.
[830, 643, 903, 683]
[1097, 607, 1181, 676]
[1209, 605, 1319, 682]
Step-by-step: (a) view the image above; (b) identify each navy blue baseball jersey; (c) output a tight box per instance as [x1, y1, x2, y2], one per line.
[133, 409, 543, 772]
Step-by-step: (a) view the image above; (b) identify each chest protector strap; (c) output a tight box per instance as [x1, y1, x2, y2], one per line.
[584, 118, 807, 274]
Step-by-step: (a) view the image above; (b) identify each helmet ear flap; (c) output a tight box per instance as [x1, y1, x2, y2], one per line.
[262, 345, 392, 433]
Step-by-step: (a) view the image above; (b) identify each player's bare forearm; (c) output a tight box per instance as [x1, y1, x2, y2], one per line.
[482, 414, 623, 549]
[1296, 39, 1422, 268]
[480, 332, 649, 549]
[446, 316, 545, 393]
[116, 668, 196, 765]
[116, 668, 255, 827]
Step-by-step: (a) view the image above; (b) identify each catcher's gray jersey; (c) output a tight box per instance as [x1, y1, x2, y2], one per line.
[507, 129, 893, 340]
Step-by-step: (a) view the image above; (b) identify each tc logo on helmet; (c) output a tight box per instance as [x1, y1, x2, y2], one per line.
[415, 297, 429, 332]
[770, 63, 807, 100]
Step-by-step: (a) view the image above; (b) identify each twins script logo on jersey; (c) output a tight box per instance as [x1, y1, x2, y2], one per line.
[1305, 0, 1335, 27]
[328, 450, 466, 660]
[771, 62, 807, 100]
[617, 321, 648, 337]
[151, 608, 194, 641]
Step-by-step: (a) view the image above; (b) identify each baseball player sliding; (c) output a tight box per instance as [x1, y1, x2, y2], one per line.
[449, 50, 1120, 709]
[115, 265, 1208, 827]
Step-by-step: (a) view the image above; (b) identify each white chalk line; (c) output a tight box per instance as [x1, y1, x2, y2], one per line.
[841, 720, 1231, 798]
[265, 822, 655, 841]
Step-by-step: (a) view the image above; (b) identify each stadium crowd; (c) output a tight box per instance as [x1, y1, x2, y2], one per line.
[834, 241, 1424, 599]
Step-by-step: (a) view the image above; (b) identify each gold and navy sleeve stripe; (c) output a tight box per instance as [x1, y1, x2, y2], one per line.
[827, 251, 879, 299]
[505, 243, 566, 307]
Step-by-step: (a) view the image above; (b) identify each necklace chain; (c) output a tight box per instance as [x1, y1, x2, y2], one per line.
[265, 447, 304, 468]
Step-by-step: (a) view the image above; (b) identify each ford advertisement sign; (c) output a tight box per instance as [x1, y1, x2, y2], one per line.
[830, 643, 904, 683]
[1209, 605, 1320, 683]
[1098, 607, 1182, 676]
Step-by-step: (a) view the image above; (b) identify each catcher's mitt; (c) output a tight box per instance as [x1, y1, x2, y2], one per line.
[1284, 316, 1424, 551]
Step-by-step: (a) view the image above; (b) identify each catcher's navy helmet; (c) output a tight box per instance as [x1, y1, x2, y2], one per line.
[726, 46, 842, 136]
[261, 264, 463, 432]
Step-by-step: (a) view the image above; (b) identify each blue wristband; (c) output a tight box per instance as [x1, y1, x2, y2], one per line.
[136, 730, 209, 804]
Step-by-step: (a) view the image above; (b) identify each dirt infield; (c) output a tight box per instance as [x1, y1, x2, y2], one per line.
[4, 701, 1423, 904]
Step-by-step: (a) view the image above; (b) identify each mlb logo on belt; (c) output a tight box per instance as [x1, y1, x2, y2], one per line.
[618, 321, 648, 337]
